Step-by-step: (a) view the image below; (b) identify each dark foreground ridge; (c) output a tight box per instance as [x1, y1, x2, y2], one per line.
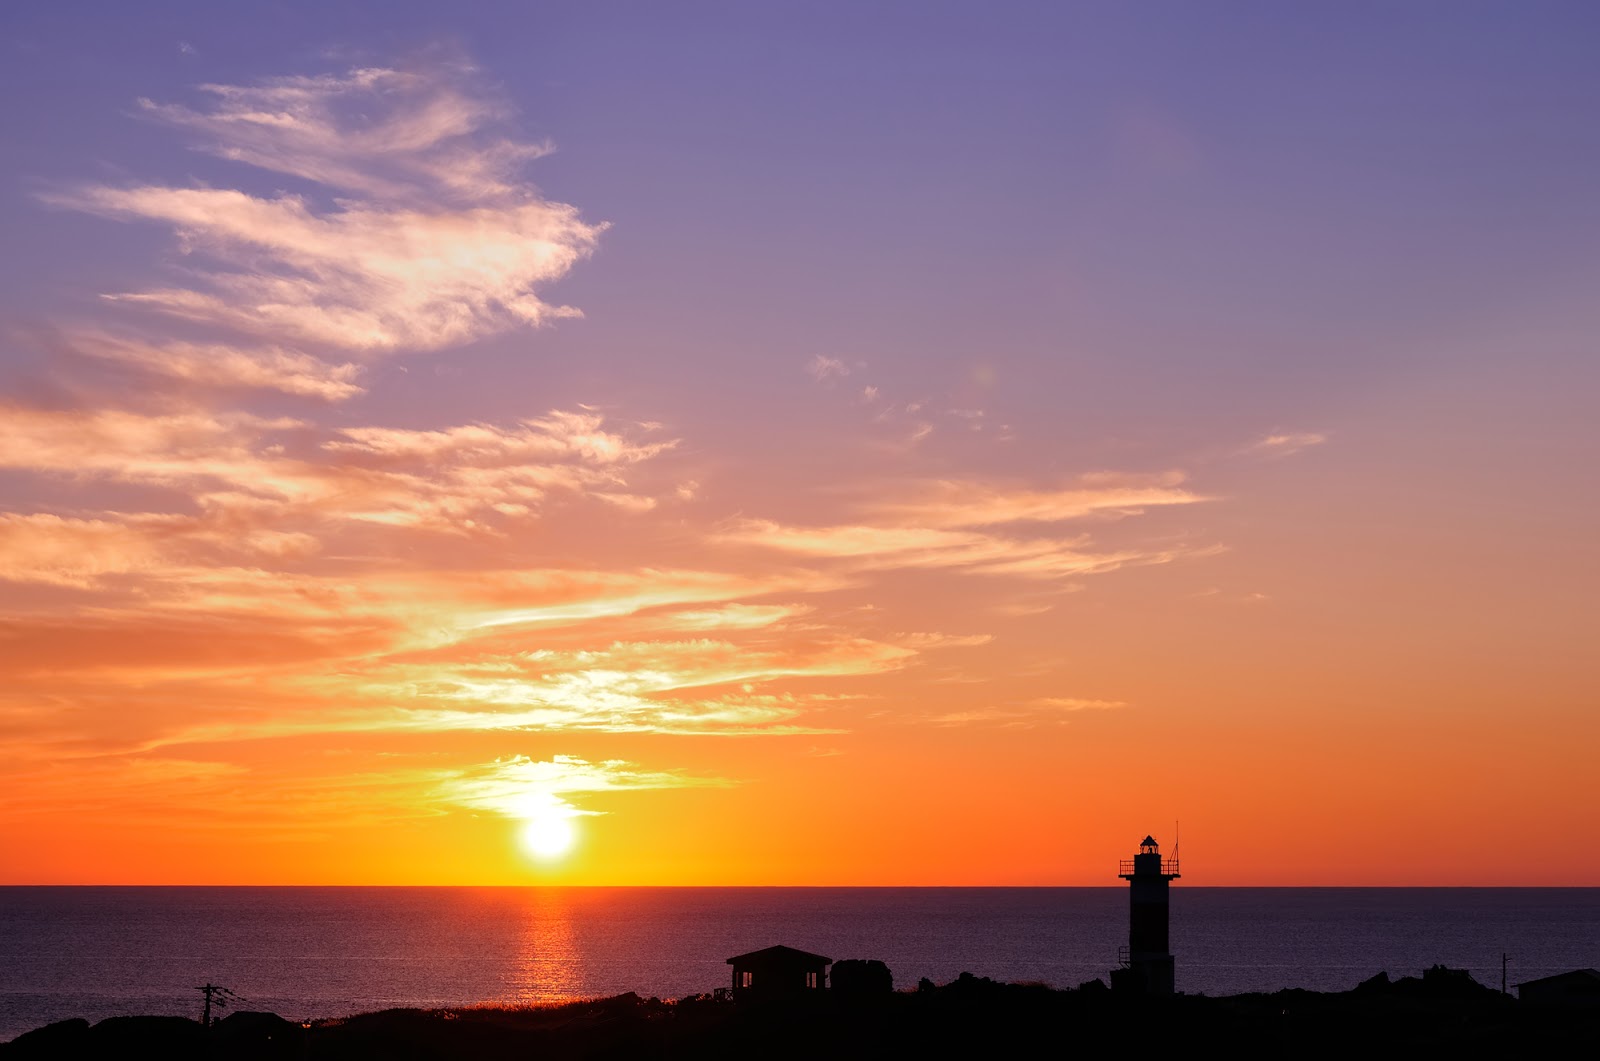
[5, 967, 1596, 1059]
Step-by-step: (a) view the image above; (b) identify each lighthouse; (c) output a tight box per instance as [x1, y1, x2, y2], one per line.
[1112, 834, 1180, 995]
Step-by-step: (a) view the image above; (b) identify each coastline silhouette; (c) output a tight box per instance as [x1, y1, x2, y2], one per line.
[4, 839, 1596, 1057]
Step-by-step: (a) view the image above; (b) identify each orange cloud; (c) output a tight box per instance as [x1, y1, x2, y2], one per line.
[0, 514, 165, 587]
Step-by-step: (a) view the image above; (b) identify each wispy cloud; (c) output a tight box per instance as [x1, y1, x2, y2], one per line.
[43, 62, 603, 354]
[140, 65, 546, 202]
[709, 473, 1211, 580]
[437, 754, 731, 821]
[0, 405, 674, 547]
[68, 330, 364, 400]
[927, 697, 1126, 728]
[866, 473, 1204, 528]
[1029, 697, 1127, 711]
[356, 629, 941, 737]
[1246, 431, 1328, 457]
[806, 355, 854, 381]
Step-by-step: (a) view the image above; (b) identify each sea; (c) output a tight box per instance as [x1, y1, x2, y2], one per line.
[2, 887, 1596, 1041]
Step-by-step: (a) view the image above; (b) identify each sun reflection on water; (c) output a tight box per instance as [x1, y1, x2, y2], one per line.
[500, 890, 585, 1004]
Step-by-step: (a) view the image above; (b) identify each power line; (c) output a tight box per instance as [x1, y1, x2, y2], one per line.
[194, 983, 246, 1027]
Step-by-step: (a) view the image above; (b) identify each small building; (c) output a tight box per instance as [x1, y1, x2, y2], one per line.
[727, 945, 832, 997]
[1516, 968, 1600, 1007]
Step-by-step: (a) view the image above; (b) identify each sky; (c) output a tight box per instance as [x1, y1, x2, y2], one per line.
[1, 2, 1597, 885]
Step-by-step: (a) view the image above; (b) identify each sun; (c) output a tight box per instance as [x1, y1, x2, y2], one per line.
[517, 814, 577, 861]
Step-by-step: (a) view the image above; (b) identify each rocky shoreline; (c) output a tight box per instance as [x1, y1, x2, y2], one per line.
[5, 967, 1594, 1058]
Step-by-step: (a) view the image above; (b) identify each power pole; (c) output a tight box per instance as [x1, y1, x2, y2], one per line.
[195, 983, 242, 1027]
[1501, 953, 1510, 996]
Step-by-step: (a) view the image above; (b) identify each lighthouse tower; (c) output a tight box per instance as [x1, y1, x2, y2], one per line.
[1112, 834, 1180, 995]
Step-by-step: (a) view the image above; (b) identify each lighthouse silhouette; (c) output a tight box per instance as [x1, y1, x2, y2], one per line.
[1111, 834, 1180, 995]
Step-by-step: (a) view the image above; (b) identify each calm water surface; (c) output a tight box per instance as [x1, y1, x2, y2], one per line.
[2, 887, 1596, 1040]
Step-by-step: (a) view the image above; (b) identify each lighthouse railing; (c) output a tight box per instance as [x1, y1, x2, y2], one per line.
[1118, 858, 1181, 875]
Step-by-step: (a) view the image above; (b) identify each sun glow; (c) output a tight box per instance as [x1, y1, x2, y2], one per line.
[517, 814, 577, 861]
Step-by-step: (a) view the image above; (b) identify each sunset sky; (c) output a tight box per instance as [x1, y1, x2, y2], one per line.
[2, 2, 1597, 885]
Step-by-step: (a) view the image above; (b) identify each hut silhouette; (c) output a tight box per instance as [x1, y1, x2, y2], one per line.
[726, 945, 833, 997]
[1517, 969, 1600, 1007]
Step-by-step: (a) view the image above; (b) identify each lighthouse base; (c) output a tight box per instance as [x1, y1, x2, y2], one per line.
[1111, 955, 1175, 996]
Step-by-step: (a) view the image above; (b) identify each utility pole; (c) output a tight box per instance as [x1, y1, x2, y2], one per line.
[195, 983, 242, 1027]
[1501, 953, 1510, 996]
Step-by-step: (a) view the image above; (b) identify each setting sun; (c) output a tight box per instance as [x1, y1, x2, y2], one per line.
[518, 816, 578, 861]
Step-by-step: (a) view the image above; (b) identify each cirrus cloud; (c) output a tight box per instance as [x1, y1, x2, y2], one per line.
[42, 61, 604, 355]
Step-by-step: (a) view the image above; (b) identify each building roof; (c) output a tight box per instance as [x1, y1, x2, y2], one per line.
[726, 944, 834, 966]
[1516, 968, 1600, 990]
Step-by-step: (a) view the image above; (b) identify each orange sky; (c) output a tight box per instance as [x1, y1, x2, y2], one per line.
[2, 10, 1597, 885]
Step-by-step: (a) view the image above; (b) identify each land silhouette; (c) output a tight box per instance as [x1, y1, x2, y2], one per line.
[4, 964, 1594, 1058]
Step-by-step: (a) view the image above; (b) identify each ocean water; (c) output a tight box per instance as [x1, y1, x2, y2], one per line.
[1, 887, 1595, 1040]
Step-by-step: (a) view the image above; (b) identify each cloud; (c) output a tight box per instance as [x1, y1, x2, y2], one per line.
[668, 604, 809, 630]
[866, 473, 1205, 528]
[326, 409, 667, 466]
[716, 518, 1195, 580]
[0, 514, 165, 587]
[436, 754, 731, 821]
[139, 65, 546, 202]
[806, 355, 853, 381]
[55, 185, 601, 352]
[455, 568, 847, 633]
[709, 474, 1214, 583]
[1029, 697, 1127, 711]
[44, 63, 604, 354]
[361, 631, 930, 736]
[1246, 431, 1328, 457]
[0, 405, 675, 545]
[69, 330, 364, 400]
[927, 697, 1126, 727]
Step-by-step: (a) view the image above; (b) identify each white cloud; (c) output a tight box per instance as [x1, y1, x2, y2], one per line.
[45, 62, 604, 354]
